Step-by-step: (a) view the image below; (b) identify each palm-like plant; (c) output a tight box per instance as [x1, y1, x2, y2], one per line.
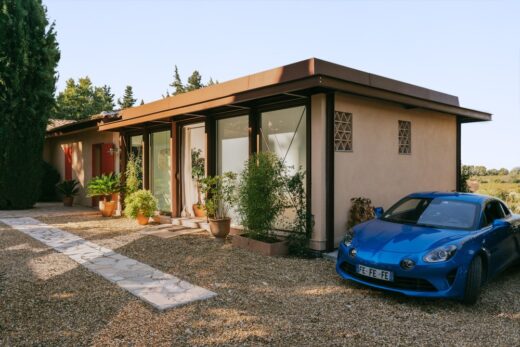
[86, 173, 121, 202]
[55, 179, 80, 197]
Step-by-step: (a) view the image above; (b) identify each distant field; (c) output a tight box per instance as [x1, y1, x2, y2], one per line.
[469, 174, 520, 213]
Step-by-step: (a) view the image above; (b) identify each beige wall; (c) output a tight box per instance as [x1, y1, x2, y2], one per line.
[332, 93, 457, 246]
[310, 94, 327, 250]
[44, 129, 120, 207]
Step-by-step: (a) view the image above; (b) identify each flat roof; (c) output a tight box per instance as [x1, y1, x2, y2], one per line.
[99, 58, 491, 131]
[47, 113, 119, 138]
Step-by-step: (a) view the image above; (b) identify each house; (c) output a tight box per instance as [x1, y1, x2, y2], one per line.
[44, 114, 121, 208]
[96, 58, 490, 251]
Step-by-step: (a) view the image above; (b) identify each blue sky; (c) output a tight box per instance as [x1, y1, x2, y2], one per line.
[45, 0, 520, 169]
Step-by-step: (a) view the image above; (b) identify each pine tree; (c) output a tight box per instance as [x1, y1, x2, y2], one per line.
[170, 65, 185, 95]
[0, 0, 60, 209]
[186, 70, 204, 91]
[54, 77, 114, 119]
[207, 77, 218, 86]
[140, 99, 145, 105]
[117, 85, 136, 109]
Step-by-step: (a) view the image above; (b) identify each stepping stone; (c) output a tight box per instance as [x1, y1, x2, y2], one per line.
[0, 217, 216, 311]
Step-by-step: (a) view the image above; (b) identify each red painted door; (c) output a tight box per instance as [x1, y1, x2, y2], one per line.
[91, 143, 115, 206]
[101, 143, 115, 174]
[64, 145, 72, 180]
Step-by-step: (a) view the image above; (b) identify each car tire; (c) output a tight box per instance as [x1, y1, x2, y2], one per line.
[463, 256, 482, 305]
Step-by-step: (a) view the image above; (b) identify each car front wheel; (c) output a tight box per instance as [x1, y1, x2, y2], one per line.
[463, 255, 482, 305]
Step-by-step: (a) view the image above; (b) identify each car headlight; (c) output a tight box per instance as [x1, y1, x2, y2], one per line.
[423, 245, 457, 263]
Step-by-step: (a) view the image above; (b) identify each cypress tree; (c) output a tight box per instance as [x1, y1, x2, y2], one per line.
[0, 0, 60, 209]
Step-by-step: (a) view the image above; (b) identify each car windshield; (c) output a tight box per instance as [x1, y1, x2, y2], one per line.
[382, 197, 480, 230]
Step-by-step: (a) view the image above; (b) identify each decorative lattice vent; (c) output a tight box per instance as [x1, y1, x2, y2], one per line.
[398, 120, 411, 154]
[334, 111, 353, 152]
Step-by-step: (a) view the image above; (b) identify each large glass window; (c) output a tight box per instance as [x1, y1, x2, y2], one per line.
[150, 130, 171, 212]
[216, 115, 249, 174]
[260, 105, 306, 175]
[129, 135, 143, 190]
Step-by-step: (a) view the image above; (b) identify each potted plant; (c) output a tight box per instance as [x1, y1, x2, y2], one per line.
[55, 179, 80, 206]
[124, 190, 158, 225]
[233, 152, 289, 256]
[191, 148, 206, 217]
[87, 173, 121, 217]
[200, 172, 237, 238]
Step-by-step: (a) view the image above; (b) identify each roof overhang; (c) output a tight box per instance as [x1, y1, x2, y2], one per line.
[99, 58, 491, 131]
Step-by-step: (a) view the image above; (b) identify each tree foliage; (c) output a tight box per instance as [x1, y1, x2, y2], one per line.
[117, 85, 136, 109]
[168, 65, 217, 96]
[54, 76, 114, 120]
[169, 65, 185, 95]
[0, 0, 60, 209]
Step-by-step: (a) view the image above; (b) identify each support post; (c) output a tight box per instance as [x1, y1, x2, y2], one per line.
[325, 93, 335, 252]
[143, 127, 150, 190]
[171, 121, 179, 217]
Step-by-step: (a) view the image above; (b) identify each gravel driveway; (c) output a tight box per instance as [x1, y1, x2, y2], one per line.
[1, 215, 519, 346]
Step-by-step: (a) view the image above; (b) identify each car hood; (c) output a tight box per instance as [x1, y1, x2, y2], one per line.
[353, 219, 469, 253]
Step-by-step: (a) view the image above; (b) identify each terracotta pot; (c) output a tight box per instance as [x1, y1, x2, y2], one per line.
[100, 200, 116, 217]
[192, 203, 206, 217]
[232, 234, 288, 257]
[209, 218, 231, 238]
[63, 196, 74, 207]
[136, 212, 149, 225]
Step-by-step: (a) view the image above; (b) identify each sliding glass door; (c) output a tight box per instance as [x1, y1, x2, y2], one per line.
[260, 105, 307, 175]
[149, 130, 171, 212]
[216, 115, 249, 174]
[129, 135, 143, 190]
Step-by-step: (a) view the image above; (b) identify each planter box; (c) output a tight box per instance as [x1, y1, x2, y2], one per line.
[232, 234, 288, 257]
[152, 215, 171, 224]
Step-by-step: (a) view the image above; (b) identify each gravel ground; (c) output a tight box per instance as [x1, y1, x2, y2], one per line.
[1, 214, 519, 346]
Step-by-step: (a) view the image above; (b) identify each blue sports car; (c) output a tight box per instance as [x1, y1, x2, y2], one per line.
[336, 192, 520, 304]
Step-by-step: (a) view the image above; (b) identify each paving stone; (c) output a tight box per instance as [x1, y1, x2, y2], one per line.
[0, 217, 216, 311]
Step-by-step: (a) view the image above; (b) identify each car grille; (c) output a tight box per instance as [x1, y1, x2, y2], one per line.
[340, 262, 437, 292]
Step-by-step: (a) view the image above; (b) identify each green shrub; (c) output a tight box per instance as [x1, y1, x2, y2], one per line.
[285, 170, 314, 256]
[237, 152, 287, 242]
[200, 172, 237, 220]
[56, 179, 80, 197]
[39, 162, 60, 202]
[125, 153, 142, 196]
[460, 165, 472, 192]
[124, 190, 158, 218]
[87, 173, 121, 201]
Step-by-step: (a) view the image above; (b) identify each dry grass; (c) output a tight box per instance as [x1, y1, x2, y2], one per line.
[1, 214, 519, 346]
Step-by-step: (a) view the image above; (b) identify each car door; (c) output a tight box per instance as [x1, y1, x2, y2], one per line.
[499, 201, 520, 264]
[482, 200, 514, 274]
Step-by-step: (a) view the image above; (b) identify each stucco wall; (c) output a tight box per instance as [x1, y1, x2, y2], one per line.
[310, 94, 327, 250]
[332, 93, 457, 245]
[44, 129, 119, 207]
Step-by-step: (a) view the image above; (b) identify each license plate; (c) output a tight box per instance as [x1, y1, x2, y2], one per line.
[357, 264, 394, 282]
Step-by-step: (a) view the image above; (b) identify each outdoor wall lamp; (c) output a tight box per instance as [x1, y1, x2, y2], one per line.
[108, 147, 121, 156]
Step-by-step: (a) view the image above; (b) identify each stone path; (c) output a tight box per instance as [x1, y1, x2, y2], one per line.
[0, 217, 216, 311]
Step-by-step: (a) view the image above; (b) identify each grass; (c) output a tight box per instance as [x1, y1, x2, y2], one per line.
[469, 174, 520, 213]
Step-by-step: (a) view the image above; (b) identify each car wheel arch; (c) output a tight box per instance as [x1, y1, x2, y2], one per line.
[475, 249, 490, 284]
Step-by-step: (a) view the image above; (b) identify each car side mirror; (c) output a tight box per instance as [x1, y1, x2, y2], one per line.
[492, 219, 510, 228]
[374, 207, 384, 218]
